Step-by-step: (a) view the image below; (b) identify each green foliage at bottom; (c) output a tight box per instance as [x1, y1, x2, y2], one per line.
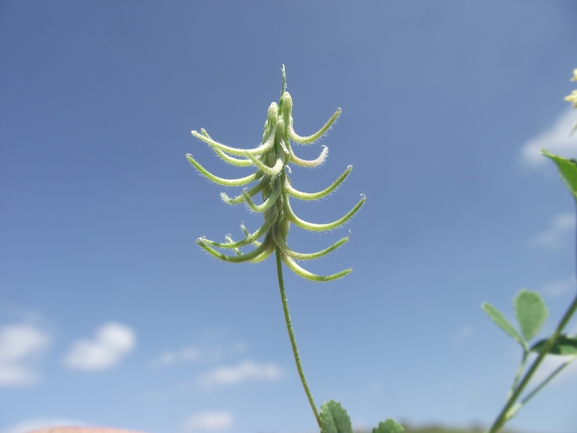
[359, 425, 520, 433]
[320, 401, 353, 433]
[373, 419, 404, 433]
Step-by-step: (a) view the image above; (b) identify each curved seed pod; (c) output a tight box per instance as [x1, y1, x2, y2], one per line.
[281, 252, 352, 282]
[285, 165, 352, 200]
[189, 66, 364, 281]
[197, 233, 274, 263]
[221, 176, 268, 205]
[280, 92, 342, 145]
[283, 192, 366, 232]
[241, 223, 262, 247]
[242, 179, 282, 213]
[289, 144, 328, 168]
[203, 205, 278, 249]
[186, 154, 263, 186]
[191, 125, 276, 156]
[272, 227, 350, 261]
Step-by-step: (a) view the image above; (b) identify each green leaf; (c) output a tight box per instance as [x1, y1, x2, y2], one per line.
[531, 335, 577, 355]
[542, 150, 577, 200]
[514, 289, 548, 341]
[482, 302, 525, 345]
[372, 419, 405, 433]
[320, 401, 352, 433]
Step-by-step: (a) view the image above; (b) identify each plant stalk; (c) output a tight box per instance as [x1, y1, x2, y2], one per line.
[487, 208, 577, 433]
[488, 293, 577, 433]
[507, 351, 528, 400]
[513, 354, 577, 416]
[275, 247, 322, 428]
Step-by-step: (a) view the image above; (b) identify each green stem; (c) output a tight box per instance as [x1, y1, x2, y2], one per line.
[275, 247, 322, 428]
[510, 354, 577, 418]
[487, 206, 577, 433]
[487, 293, 577, 433]
[507, 351, 528, 400]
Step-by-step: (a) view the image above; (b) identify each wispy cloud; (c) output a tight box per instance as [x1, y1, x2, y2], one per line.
[540, 276, 575, 297]
[454, 325, 473, 344]
[0, 324, 50, 386]
[528, 212, 575, 249]
[151, 341, 247, 369]
[199, 360, 282, 389]
[521, 108, 577, 166]
[152, 346, 201, 368]
[0, 418, 85, 433]
[63, 322, 135, 371]
[182, 411, 234, 432]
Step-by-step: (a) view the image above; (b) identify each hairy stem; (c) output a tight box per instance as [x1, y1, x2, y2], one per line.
[275, 247, 321, 428]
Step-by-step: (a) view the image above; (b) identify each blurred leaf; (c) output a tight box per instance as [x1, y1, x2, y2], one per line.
[320, 400, 352, 433]
[514, 289, 548, 341]
[373, 419, 405, 433]
[542, 150, 577, 200]
[531, 335, 577, 355]
[482, 302, 524, 345]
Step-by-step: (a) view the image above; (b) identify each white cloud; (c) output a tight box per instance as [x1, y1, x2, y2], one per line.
[0, 418, 85, 433]
[454, 326, 473, 344]
[521, 108, 577, 166]
[199, 360, 282, 389]
[540, 276, 575, 297]
[152, 346, 201, 368]
[528, 212, 575, 249]
[0, 324, 50, 386]
[182, 411, 234, 432]
[63, 322, 135, 371]
[151, 341, 248, 370]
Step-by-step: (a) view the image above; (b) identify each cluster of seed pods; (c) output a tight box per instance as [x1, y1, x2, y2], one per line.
[187, 75, 364, 281]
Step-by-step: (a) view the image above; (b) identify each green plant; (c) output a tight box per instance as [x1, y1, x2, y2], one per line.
[187, 65, 400, 433]
[188, 66, 577, 433]
[481, 69, 577, 433]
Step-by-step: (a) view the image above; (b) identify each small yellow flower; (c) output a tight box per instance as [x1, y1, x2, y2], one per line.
[565, 69, 577, 135]
[565, 90, 577, 108]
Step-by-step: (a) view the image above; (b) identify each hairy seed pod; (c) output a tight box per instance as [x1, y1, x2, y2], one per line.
[188, 65, 364, 281]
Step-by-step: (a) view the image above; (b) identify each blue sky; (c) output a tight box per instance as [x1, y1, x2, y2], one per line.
[1, 2, 577, 433]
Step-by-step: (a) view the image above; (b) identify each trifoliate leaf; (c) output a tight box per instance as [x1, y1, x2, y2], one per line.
[514, 289, 548, 341]
[320, 400, 352, 433]
[541, 150, 577, 200]
[482, 302, 525, 346]
[372, 419, 404, 433]
[531, 335, 577, 355]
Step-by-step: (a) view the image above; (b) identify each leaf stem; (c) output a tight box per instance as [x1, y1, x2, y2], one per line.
[487, 208, 577, 433]
[507, 351, 528, 400]
[275, 246, 322, 428]
[511, 354, 577, 417]
[487, 293, 577, 433]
